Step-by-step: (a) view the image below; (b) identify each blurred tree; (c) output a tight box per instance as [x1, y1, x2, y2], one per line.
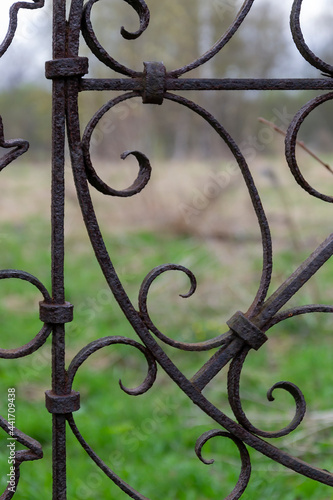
[0, 86, 51, 160]
[0, 0, 332, 160]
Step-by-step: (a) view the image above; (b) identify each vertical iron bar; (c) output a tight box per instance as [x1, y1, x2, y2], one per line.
[51, 0, 67, 499]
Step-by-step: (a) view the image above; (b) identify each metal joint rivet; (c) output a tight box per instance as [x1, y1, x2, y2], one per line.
[45, 57, 89, 80]
[142, 61, 166, 105]
[227, 311, 267, 351]
[39, 301, 74, 324]
[45, 390, 80, 414]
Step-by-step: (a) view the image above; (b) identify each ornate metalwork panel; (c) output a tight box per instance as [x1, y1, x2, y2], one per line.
[0, 0, 333, 498]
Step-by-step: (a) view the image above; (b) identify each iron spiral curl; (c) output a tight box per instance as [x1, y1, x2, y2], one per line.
[81, 92, 152, 196]
[0, 0, 332, 496]
[196, 430, 251, 500]
[0, 270, 52, 358]
[0, 3, 47, 494]
[228, 345, 306, 439]
[66, 336, 157, 499]
[67, 335, 157, 394]
[82, 0, 149, 77]
[138, 263, 230, 351]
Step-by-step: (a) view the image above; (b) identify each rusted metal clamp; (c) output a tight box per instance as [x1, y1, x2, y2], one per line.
[142, 61, 166, 104]
[45, 390, 80, 414]
[45, 57, 89, 79]
[227, 311, 267, 351]
[39, 301, 74, 324]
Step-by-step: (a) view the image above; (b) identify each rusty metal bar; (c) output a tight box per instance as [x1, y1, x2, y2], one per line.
[80, 77, 333, 92]
[50, 0, 68, 498]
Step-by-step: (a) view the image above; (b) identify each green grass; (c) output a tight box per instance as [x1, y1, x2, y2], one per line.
[0, 196, 333, 498]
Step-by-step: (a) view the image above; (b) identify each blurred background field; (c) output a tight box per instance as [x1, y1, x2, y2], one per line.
[0, 151, 333, 499]
[0, 0, 333, 498]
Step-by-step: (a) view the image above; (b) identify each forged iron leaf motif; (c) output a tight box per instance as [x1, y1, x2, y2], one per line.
[0, 3, 47, 496]
[0, 118, 29, 173]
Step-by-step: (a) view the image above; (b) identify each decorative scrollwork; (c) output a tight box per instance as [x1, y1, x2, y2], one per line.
[66, 77, 333, 495]
[164, 93, 273, 318]
[67, 412, 149, 500]
[285, 92, 333, 202]
[0, 270, 52, 358]
[228, 345, 306, 439]
[81, 92, 153, 196]
[0, 415, 43, 499]
[169, 0, 255, 78]
[66, 336, 157, 499]
[120, 0, 150, 40]
[290, 0, 333, 76]
[195, 430, 251, 500]
[138, 263, 230, 351]
[82, 0, 149, 77]
[67, 335, 157, 394]
[0, 0, 45, 57]
[0, 117, 29, 172]
[10, 0, 332, 495]
[266, 304, 333, 329]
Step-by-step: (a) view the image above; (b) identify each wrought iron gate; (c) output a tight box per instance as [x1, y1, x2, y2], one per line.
[1, 0, 333, 498]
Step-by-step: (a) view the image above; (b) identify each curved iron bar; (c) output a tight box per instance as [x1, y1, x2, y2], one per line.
[120, 0, 150, 40]
[67, 335, 157, 394]
[66, 336, 157, 499]
[81, 96, 152, 196]
[65, 75, 333, 490]
[1, 0, 333, 497]
[164, 93, 273, 318]
[80, 89, 272, 345]
[169, 0, 255, 78]
[0, 415, 43, 499]
[0, 0, 45, 57]
[266, 304, 333, 329]
[285, 92, 333, 203]
[138, 263, 231, 351]
[228, 345, 306, 439]
[0, 117, 29, 172]
[81, 0, 149, 77]
[67, 412, 149, 500]
[290, 0, 333, 76]
[0, 270, 52, 358]
[195, 430, 251, 500]
[81, 0, 254, 79]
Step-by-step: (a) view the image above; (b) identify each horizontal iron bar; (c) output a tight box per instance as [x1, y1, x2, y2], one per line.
[79, 78, 333, 92]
